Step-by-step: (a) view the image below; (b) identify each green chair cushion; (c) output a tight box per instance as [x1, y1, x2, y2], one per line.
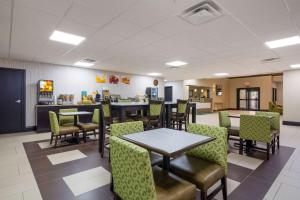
[59, 108, 78, 126]
[110, 121, 144, 137]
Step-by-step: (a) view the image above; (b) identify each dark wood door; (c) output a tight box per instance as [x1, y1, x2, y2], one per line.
[237, 87, 260, 110]
[0, 68, 25, 133]
[164, 86, 173, 102]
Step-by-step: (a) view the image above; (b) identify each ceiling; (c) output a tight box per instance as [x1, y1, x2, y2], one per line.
[1, 0, 300, 80]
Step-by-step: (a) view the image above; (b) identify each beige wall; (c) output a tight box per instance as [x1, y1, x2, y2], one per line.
[276, 82, 283, 106]
[228, 76, 273, 110]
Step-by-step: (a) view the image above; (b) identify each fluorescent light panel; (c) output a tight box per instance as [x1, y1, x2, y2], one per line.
[290, 64, 300, 69]
[166, 61, 188, 67]
[49, 30, 85, 45]
[214, 73, 229, 76]
[74, 61, 95, 67]
[265, 36, 300, 49]
[148, 73, 162, 76]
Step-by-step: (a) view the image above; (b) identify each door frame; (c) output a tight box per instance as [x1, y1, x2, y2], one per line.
[237, 87, 260, 110]
[0, 67, 26, 133]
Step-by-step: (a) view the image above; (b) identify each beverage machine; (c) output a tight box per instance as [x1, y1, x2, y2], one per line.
[37, 80, 54, 105]
[146, 87, 158, 100]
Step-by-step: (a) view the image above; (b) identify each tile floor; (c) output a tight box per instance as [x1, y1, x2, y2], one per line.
[0, 111, 300, 200]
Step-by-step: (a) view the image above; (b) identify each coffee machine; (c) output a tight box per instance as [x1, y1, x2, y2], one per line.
[37, 80, 54, 105]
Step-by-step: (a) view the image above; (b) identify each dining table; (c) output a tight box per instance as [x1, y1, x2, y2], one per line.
[121, 128, 214, 170]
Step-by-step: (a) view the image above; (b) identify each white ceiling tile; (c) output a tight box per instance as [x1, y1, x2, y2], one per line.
[100, 19, 143, 38]
[57, 19, 97, 38]
[16, 0, 73, 17]
[11, 5, 61, 60]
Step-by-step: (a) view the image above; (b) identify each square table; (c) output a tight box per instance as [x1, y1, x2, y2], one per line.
[121, 128, 214, 170]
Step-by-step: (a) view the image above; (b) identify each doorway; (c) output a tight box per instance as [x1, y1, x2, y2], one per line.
[164, 86, 173, 102]
[0, 68, 25, 133]
[237, 87, 260, 110]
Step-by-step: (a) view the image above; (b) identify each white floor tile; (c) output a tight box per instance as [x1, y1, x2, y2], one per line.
[38, 141, 54, 149]
[23, 187, 43, 200]
[274, 183, 300, 200]
[227, 152, 263, 170]
[47, 150, 87, 165]
[63, 166, 111, 196]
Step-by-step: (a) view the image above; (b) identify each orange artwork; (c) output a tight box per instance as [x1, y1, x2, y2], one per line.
[109, 74, 119, 84]
[96, 73, 107, 83]
[121, 76, 130, 84]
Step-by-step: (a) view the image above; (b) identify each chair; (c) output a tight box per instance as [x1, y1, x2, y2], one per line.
[171, 100, 189, 131]
[49, 111, 80, 147]
[269, 102, 283, 114]
[110, 136, 196, 200]
[218, 111, 240, 141]
[110, 121, 162, 165]
[78, 109, 99, 143]
[170, 123, 228, 200]
[59, 108, 78, 126]
[239, 115, 276, 160]
[143, 100, 164, 130]
[101, 100, 113, 125]
[256, 111, 280, 149]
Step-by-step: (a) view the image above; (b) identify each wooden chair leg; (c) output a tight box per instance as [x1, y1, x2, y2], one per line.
[277, 135, 280, 149]
[83, 132, 87, 143]
[54, 135, 58, 148]
[221, 177, 228, 200]
[267, 143, 270, 160]
[239, 139, 243, 155]
[201, 190, 207, 200]
[50, 133, 53, 144]
[272, 139, 275, 154]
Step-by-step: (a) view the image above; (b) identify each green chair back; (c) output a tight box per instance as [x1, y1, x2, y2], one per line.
[110, 121, 144, 137]
[218, 111, 231, 128]
[110, 136, 156, 200]
[187, 123, 228, 173]
[102, 101, 111, 118]
[92, 109, 99, 124]
[49, 111, 59, 135]
[59, 108, 78, 126]
[256, 111, 280, 131]
[240, 115, 272, 143]
[177, 99, 188, 114]
[149, 101, 163, 117]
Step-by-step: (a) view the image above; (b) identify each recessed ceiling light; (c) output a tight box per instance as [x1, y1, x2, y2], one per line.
[148, 72, 162, 76]
[74, 60, 95, 67]
[290, 64, 300, 69]
[265, 36, 300, 49]
[166, 61, 188, 67]
[214, 72, 229, 76]
[164, 79, 168, 82]
[49, 30, 85, 45]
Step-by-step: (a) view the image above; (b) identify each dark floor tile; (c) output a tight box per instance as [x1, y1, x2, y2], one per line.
[76, 185, 113, 200]
[227, 163, 252, 182]
[38, 178, 75, 200]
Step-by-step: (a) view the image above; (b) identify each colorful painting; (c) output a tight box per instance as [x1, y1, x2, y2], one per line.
[121, 76, 130, 84]
[109, 74, 119, 84]
[96, 73, 107, 83]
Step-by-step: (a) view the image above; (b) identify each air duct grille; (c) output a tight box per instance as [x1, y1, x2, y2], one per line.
[180, 0, 223, 25]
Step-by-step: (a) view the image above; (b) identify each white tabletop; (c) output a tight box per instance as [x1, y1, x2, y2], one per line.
[121, 128, 213, 156]
[58, 111, 92, 116]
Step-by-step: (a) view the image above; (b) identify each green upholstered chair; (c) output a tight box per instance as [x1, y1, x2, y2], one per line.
[143, 100, 164, 130]
[269, 102, 283, 114]
[101, 100, 113, 125]
[171, 99, 189, 131]
[239, 115, 275, 160]
[78, 109, 99, 143]
[110, 121, 162, 165]
[49, 111, 80, 147]
[58, 108, 78, 126]
[170, 124, 228, 200]
[110, 136, 196, 200]
[256, 111, 280, 149]
[218, 111, 240, 141]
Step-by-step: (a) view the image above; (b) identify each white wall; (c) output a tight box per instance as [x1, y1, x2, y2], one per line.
[283, 70, 300, 122]
[164, 81, 187, 101]
[0, 58, 164, 127]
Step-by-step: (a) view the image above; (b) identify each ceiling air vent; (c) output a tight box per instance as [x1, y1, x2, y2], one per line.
[81, 58, 96, 64]
[180, 0, 223, 25]
[261, 57, 280, 63]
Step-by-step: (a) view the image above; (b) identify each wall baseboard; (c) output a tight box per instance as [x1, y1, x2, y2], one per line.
[24, 126, 36, 132]
[282, 121, 300, 126]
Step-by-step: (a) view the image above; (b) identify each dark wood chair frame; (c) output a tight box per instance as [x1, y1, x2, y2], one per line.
[171, 99, 190, 131]
[144, 100, 165, 130]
